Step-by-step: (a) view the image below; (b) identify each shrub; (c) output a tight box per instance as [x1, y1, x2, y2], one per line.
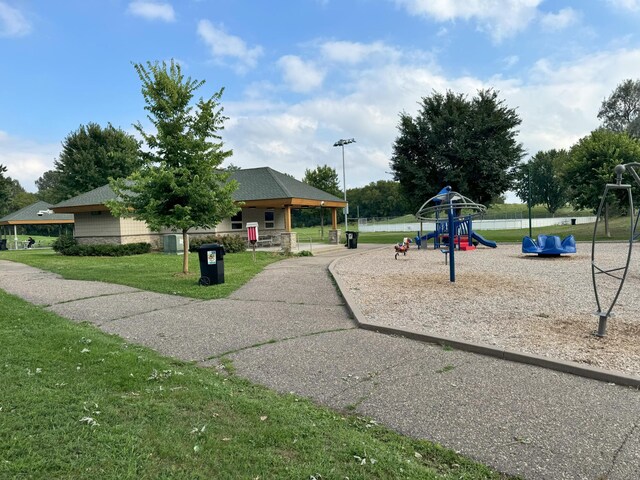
[52, 234, 78, 253]
[57, 242, 151, 257]
[188, 234, 246, 254]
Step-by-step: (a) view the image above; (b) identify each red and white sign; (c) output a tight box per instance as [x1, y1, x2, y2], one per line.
[247, 222, 259, 243]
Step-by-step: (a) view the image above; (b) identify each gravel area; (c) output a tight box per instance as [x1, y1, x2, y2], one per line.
[334, 242, 640, 377]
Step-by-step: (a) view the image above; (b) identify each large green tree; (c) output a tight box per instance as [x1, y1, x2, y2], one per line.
[512, 149, 569, 214]
[0, 165, 37, 217]
[565, 130, 640, 234]
[292, 165, 342, 229]
[37, 123, 141, 203]
[390, 89, 524, 209]
[109, 60, 239, 274]
[598, 79, 640, 138]
[347, 180, 411, 218]
[304, 164, 342, 197]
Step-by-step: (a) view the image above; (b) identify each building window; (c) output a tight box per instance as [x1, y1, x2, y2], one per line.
[265, 210, 275, 229]
[231, 211, 243, 230]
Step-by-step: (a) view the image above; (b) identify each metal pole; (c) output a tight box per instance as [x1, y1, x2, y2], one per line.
[528, 164, 533, 239]
[342, 144, 347, 231]
[448, 203, 455, 283]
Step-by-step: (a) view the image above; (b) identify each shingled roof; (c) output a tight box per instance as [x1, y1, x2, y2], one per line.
[52, 167, 346, 213]
[231, 167, 343, 202]
[0, 201, 74, 225]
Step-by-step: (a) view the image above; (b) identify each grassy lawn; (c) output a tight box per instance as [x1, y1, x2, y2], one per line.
[0, 290, 514, 479]
[0, 250, 283, 300]
[352, 217, 631, 244]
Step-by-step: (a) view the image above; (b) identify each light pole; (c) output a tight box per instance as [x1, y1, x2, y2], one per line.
[333, 138, 355, 232]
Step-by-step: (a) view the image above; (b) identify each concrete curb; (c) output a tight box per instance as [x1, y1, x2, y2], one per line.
[328, 250, 640, 389]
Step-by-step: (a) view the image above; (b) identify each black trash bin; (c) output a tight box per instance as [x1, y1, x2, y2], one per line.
[346, 231, 359, 249]
[0, 239, 7, 251]
[571, 218, 576, 225]
[198, 244, 225, 285]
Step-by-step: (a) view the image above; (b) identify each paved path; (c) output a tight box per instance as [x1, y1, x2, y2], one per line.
[1, 248, 639, 479]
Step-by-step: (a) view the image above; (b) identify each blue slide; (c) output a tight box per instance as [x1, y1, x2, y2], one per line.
[471, 232, 497, 248]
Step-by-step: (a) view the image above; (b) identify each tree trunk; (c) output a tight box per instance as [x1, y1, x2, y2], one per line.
[182, 230, 189, 274]
[604, 202, 611, 238]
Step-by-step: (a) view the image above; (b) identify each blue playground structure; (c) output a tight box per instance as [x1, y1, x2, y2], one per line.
[414, 187, 497, 252]
[522, 234, 576, 256]
[415, 186, 496, 282]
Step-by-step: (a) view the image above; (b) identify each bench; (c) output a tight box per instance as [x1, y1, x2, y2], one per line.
[248, 235, 280, 248]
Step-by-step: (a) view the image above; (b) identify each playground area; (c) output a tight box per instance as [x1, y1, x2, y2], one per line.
[334, 242, 640, 377]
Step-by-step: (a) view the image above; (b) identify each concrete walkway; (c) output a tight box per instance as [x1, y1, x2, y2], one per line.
[1, 247, 638, 480]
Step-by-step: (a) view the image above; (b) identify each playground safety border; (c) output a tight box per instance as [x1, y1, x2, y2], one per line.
[328, 248, 640, 389]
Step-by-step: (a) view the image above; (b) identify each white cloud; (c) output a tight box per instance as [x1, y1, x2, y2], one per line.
[197, 20, 263, 73]
[502, 55, 520, 69]
[127, 1, 175, 22]
[0, 132, 57, 192]
[222, 41, 640, 195]
[394, 0, 542, 42]
[540, 8, 579, 31]
[0, 2, 31, 37]
[606, 0, 640, 12]
[277, 55, 325, 92]
[320, 41, 400, 64]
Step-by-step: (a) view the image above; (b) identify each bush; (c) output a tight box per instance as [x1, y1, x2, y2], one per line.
[56, 241, 151, 257]
[189, 234, 246, 254]
[52, 234, 78, 253]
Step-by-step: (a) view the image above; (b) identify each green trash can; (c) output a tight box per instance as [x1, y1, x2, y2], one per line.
[346, 231, 359, 249]
[198, 244, 225, 285]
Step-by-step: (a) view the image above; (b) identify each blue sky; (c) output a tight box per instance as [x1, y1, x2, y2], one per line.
[2, 0, 640, 202]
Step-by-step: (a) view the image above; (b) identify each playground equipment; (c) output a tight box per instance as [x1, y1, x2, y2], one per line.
[415, 186, 494, 282]
[394, 237, 411, 259]
[522, 234, 576, 256]
[415, 189, 496, 252]
[591, 163, 640, 337]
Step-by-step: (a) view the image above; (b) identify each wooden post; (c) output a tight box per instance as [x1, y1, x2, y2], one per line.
[331, 208, 338, 229]
[284, 205, 292, 232]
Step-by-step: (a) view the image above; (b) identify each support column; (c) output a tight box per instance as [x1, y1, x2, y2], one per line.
[284, 205, 292, 232]
[329, 207, 341, 244]
[280, 231, 297, 254]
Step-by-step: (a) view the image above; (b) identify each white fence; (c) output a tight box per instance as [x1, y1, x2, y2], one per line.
[357, 216, 597, 232]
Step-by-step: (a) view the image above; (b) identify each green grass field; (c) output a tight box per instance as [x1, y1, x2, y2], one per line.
[338, 216, 628, 245]
[0, 290, 514, 479]
[0, 250, 283, 299]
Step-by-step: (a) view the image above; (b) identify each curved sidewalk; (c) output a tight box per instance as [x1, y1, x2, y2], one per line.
[1, 250, 639, 480]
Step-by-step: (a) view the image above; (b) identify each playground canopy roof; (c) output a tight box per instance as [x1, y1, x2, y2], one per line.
[0, 201, 74, 226]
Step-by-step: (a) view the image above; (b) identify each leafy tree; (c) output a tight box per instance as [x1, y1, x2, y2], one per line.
[390, 89, 524, 209]
[292, 165, 342, 229]
[347, 180, 411, 218]
[512, 149, 569, 214]
[109, 60, 239, 274]
[0, 165, 37, 216]
[37, 123, 141, 203]
[0, 164, 10, 215]
[35, 170, 63, 204]
[598, 79, 640, 138]
[566, 130, 640, 234]
[304, 165, 342, 197]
